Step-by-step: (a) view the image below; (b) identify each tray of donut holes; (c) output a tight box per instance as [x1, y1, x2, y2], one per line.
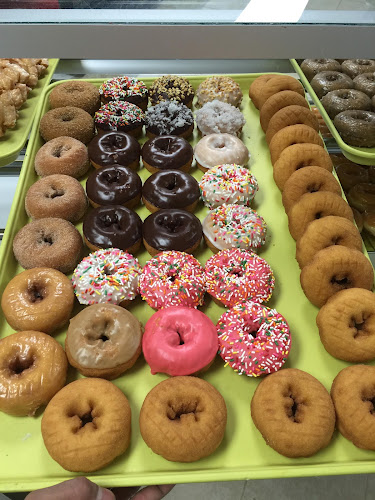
[1, 73, 375, 492]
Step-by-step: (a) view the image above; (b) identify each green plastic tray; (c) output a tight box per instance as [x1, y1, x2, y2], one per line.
[0, 59, 59, 167]
[291, 59, 375, 166]
[0, 75, 374, 493]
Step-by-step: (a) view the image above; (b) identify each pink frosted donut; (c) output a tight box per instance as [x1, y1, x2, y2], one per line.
[205, 249, 275, 307]
[217, 301, 291, 377]
[139, 250, 205, 309]
[142, 306, 218, 376]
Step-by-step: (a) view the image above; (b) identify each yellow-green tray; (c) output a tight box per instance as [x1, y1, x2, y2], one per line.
[291, 59, 375, 166]
[0, 59, 59, 167]
[0, 75, 374, 493]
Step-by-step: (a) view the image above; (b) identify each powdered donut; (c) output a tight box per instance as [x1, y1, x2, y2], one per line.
[49, 80, 100, 115]
[266, 105, 319, 145]
[195, 100, 245, 136]
[35, 136, 89, 178]
[260, 90, 309, 132]
[40, 106, 94, 144]
[269, 124, 324, 165]
[257, 75, 305, 110]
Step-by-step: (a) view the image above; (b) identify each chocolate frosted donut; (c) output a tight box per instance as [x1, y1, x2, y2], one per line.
[334, 110, 375, 147]
[88, 131, 141, 170]
[95, 101, 145, 138]
[143, 209, 202, 256]
[300, 59, 341, 81]
[99, 76, 148, 110]
[342, 59, 375, 79]
[86, 165, 142, 209]
[321, 89, 371, 119]
[310, 71, 353, 99]
[141, 135, 193, 173]
[353, 73, 375, 98]
[83, 205, 142, 253]
[142, 170, 200, 213]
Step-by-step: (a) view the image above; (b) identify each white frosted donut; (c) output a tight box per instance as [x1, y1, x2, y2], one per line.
[194, 133, 249, 171]
[195, 100, 245, 136]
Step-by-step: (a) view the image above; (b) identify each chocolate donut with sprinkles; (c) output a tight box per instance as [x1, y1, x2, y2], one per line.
[217, 300, 291, 377]
[99, 76, 148, 111]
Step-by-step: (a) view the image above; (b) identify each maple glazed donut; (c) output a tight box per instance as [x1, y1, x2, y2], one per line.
[42, 378, 131, 472]
[140, 376, 227, 462]
[259, 90, 309, 132]
[40, 106, 95, 144]
[265, 105, 319, 145]
[335, 162, 369, 192]
[353, 73, 375, 98]
[0, 330, 67, 416]
[257, 75, 305, 110]
[321, 89, 371, 119]
[49, 80, 100, 115]
[348, 183, 375, 213]
[194, 133, 249, 172]
[269, 124, 324, 165]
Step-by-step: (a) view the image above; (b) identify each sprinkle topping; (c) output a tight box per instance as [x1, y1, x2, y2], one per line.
[99, 76, 148, 100]
[95, 101, 145, 128]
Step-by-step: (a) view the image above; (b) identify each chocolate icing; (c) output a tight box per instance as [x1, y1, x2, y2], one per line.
[86, 164, 142, 206]
[83, 205, 142, 250]
[141, 135, 193, 170]
[88, 131, 141, 168]
[142, 170, 199, 209]
[143, 209, 202, 252]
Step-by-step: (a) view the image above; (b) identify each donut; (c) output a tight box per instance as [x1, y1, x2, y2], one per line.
[143, 209, 202, 256]
[49, 80, 100, 115]
[296, 216, 363, 269]
[260, 90, 309, 132]
[199, 163, 258, 209]
[139, 376, 227, 462]
[145, 101, 194, 139]
[194, 133, 249, 172]
[141, 135, 193, 174]
[347, 183, 375, 213]
[94, 101, 145, 138]
[265, 105, 320, 145]
[41, 378, 131, 472]
[300, 246, 374, 308]
[82, 205, 142, 254]
[205, 248, 275, 307]
[288, 191, 354, 240]
[86, 164, 142, 209]
[25, 174, 87, 222]
[139, 250, 205, 309]
[331, 364, 375, 450]
[282, 166, 342, 214]
[196, 76, 242, 107]
[257, 76, 305, 110]
[274, 144, 333, 191]
[1, 267, 74, 334]
[329, 153, 354, 168]
[321, 89, 371, 119]
[34, 136, 89, 178]
[335, 162, 369, 192]
[251, 368, 335, 457]
[195, 100, 245, 136]
[353, 72, 375, 98]
[202, 204, 267, 253]
[310, 71, 353, 99]
[142, 170, 200, 213]
[317, 288, 375, 362]
[99, 76, 148, 110]
[142, 306, 218, 376]
[0, 331, 67, 416]
[248, 74, 278, 109]
[66, 304, 142, 379]
[341, 59, 375, 79]
[269, 124, 324, 165]
[353, 207, 364, 233]
[13, 218, 83, 273]
[40, 106, 94, 144]
[300, 59, 341, 81]
[149, 75, 194, 107]
[334, 110, 375, 147]
[88, 131, 141, 170]
[217, 300, 291, 376]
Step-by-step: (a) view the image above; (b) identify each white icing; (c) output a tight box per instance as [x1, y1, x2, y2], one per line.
[194, 133, 249, 169]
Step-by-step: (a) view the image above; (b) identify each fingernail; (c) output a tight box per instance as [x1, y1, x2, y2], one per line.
[96, 486, 116, 500]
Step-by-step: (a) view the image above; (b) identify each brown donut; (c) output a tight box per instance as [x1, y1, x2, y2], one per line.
[269, 124, 324, 166]
[321, 89, 371, 119]
[34, 136, 89, 179]
[260, 91, 309, 132]
[295, 216, 363, 269]
[300, 246, 374, 308]
[248, 74, 278, 109]
[288, 191, 354, 240]
[353, 72, 375, 98]
[347, 183, 375, 213]
[300, 59, 341, 81]
[335, 162, 369, 192]
[317, 288, 375, 362]
[310, 71, 353, 99]
[25, 174, 87, 222]
[251, 368, 335, 458]
[341, 59, 375, 79]
[13, 218, 83, 273]
[331, 364, 375, 450]
[266, 105, 319, 145]
[49, 80, 100, 115]
[257, 76, 305, 110]
[41, 378, 131, 472]
[139, 376, 227, 462]
[334, 110, 375, 148]
[40, 106, 94, 144]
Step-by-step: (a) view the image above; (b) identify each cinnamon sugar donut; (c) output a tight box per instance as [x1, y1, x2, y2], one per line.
[40, 106, 95, 144]
[300, 246, 374, 308]
[266, 105, 319, 145]
[269, 124, 324, 165]
[49, 80, 100, 115]
[260, 91, 309, 132]
[248, 74, 278, 109]
[257, 76, 305, 110]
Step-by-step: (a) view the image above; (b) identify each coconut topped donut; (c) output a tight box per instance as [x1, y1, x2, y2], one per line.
[195, 100, 245, 136]
[194, 133, 249, 172]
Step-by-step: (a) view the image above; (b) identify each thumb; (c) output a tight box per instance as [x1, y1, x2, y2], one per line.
[25, 477, 115, 500]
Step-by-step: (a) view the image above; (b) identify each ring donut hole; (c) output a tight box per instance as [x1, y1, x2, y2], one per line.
[283, 385, 306, 424]
[8, 352, 36, 376]
[51, 143, 71, 159]
[37, 230, 54, 246]
[86, 319, 112, 344]
[26, 281, 47, 303]
[66, 400, 102, 433]
[330, 272, 351, 291]
[349, 312, 371, 339]
[59, 110, 76, 123]
[166, 399, 202, 422]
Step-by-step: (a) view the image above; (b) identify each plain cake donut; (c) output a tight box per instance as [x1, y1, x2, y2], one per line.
[269, 124, 324, 165]
[260, 90, 309, 132]
[266, 105, 319, 145]
[35, 136, 89, 178]
[257, 75, 305, 110]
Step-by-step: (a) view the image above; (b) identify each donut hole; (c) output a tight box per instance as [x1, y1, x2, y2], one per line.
[67, 402, 99, 432]
[87, 320, 111, 343]
[99, 213, 120, 230]
[65, 85, 84, 94]
[9, 354, 35, 375]
[27, 283, 46, 303]
[176, 330, 184, 346]
[60, 113, 75, 122]
[284, 391, 304, 423]
[37, 231, 54, 246]
[103, 170, 121, 184]
[157, 137, 179, 154]
[349, 315, 369, 338]
[228, 267, 243, 278]
[307, 183, 321, 193]
[167, 272, 177, 283]
[315, 211, 323, 219]
[327, 74, 339, 82]
[331, 236, 342, 245]
[164, 174, 178, 191]
[158, 215, 183, 233]
[296, 160, 314, 170]
[166, 400, 200, 422]
[331, 275, 350, 288]
[339, 92, 351, 100]
[52, 145, 70, 158]
[46, 186, 64, 199]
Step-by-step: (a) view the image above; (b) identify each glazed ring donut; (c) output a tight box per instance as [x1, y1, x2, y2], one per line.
[248, 74, 278, 109]
[321, 89, 371, 119]
[0, 331, 67, 416]
[269, 124, 324, 166]
[1, 267, 74, 334]
[335, 162, 369, 192]
[288, 191, 354, 241]
[41, 378, 131, 472]
[341, 59, 375, 79]
[334, 110, 375, 148]
[310, 71, 353, 99]
[300, 59, 341, 81]
[347, 183, 375, 213]
[331, 364, 375, 450]
[296, 216, 362, 269]
[13, 218, 83, 273]
[273, 144, 332, 191]
[49, 80, 100, 115]
[139, 376, 227, 462]
[300, 246, 374, 308]
[40, 106, 95, 144]
[266, 105, 320, 145]
[260, 91, 309, 132]
[282, 166, 342, 214]
[317, 289, 375, 362]
[257, 76, 305, 110]
[353, 72, 375, 98]
[251, 368, 335, 458]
